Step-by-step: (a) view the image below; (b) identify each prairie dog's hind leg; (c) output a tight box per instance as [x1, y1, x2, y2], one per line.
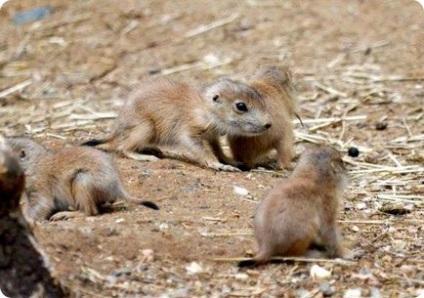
[118, 125, 160, 162]
[72, 173, 100, 216]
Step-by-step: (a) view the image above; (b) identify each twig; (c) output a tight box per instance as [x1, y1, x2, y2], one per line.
[349, 40, 391, 53]
[0, 80, 32, 98]
[228, 287, 268, 297]
[212, 256, 356, 266]
[295, 115, 367, 125]
[202, 232, 252, 238]
[313, 81, 348, 98]
[377, 193, 424, 202]
[184, 14, 239, 38]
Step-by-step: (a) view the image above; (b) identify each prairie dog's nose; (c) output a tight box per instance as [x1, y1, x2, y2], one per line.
[265, 123, 272, 129]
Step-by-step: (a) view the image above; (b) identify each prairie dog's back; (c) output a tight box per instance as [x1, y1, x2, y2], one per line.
[251, 145, 347, 262]
[118, 78, 271, 136]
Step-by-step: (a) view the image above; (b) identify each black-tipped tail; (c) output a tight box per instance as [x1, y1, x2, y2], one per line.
[139, 200, 159, 210]
[81, 139, 106, 147]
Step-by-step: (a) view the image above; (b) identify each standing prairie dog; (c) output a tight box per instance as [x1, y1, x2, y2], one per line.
[239, 144, 347, 267]
[82, 78, 272, 172]
[228, 66, 300, 169]
[7, 137, 159, 222]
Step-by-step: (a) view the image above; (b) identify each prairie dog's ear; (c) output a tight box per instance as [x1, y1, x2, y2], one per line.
[251, 66, 291, 87]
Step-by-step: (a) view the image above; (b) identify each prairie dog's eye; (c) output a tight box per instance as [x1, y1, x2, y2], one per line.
[235, 102, 248, 112]
[212, 95, 219, 101]
[19, 149, 26, 159]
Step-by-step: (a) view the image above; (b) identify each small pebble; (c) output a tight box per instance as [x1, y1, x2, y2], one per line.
[186, 262, 203, 275]
[375, 122, 388, 130]
[348, 147, 360, 157]
[233, 186, 249, 196]
[148, 68, 161, 75]
[235, 272, 249, 281]
[356, 202, 367, 210]
[310, 264, 332, 281]
[141, 249, 154, 263]
[112, 268, 132, 277]
[320, 282, 336, 296]
[370, 287, 382, 298]
[343, 288, 362, 298]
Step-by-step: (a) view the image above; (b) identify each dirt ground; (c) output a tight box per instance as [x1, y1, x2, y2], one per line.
[1, 0, 423, 297]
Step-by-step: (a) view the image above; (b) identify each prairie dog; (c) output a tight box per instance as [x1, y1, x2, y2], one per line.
[7, 137, 159, 221]
[228, 66, 299, 169]
[0, 137, 68, 297]
[240, 144, 347, 267]
[83, 78, 272, 172]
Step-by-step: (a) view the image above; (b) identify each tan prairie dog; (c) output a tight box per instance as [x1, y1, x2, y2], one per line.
[82, 78, 272, 172]
[239, 144, 347, 267]
[0, 137, 68, 297]
[7, 137, 159, 222]
[228, 66, 300, 170]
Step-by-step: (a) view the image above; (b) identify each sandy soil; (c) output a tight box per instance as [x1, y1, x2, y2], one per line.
[0, 0, 423, 297]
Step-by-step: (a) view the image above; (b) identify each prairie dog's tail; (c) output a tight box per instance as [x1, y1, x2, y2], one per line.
[81, 139, 106, 147]
[122, 191, 160, 211]
[81, 134, 117, 150]
[137, 200, 159, 210]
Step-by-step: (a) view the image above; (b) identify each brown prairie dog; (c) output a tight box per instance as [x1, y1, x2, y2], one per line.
[228, 66, 300, 169]
[82, 78, 272, 172]
[0, 137, 68, 297]
[240, 144, 347, 267]
[7, 137, 159, 222]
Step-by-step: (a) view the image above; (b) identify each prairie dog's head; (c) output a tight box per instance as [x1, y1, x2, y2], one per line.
[295, 144, 348, 191]
[6, 137, 48, 172]
[204, 79, 272, 136]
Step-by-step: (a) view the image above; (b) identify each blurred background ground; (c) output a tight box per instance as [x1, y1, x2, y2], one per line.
[0, 0, 423, 297]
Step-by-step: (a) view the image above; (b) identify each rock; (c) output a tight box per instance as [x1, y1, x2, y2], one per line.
[375, 122, 388, 130]
[141, 249, 155, 263]
[186, 262, 203, 275]
[235, 272, 249, 281]
[320, 282, 336, 296]
[370, 287, 382, 298]
[356, 202, 367, 210]
[343, 288, 362, 298]
[233, 186, 249, 196]
[310, 264, 332, 281]
[379, 202, 412, 215]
